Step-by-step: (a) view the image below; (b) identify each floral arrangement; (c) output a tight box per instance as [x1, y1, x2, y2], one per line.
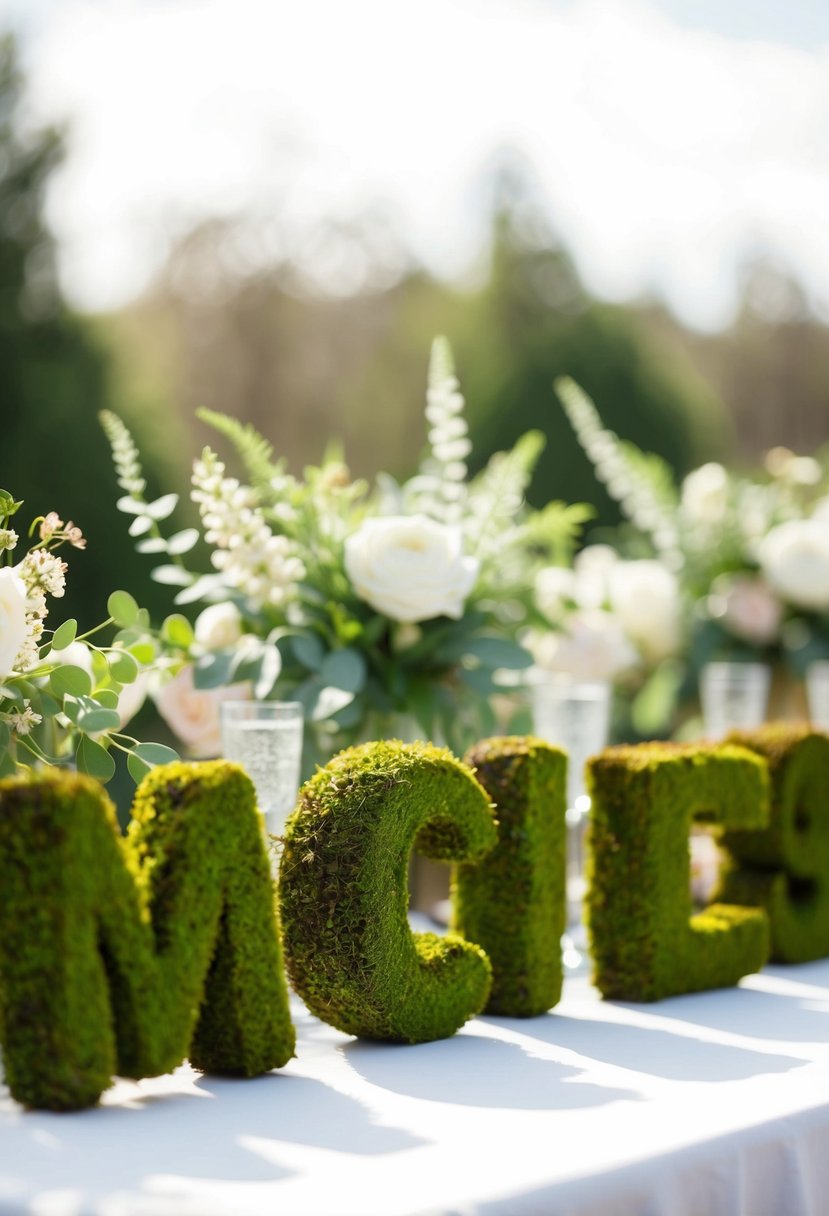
[102, 339, 590, 764]
[555, 377, 829, 699]
[0, 490, 178, 782]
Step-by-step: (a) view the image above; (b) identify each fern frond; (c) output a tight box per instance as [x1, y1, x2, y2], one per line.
[555, 376, 681, 564]
[466, 430, 546, 556]
[407, 336, 471, 524]
[196, 408, 277, 492]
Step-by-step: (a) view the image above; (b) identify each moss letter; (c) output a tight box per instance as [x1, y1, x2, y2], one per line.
[587, 742, 771, 1001]
[0, 764, 295, 1111]
[717, 725, 829, 963]
[279, 740, 497, 1041]
[453, 736, 567, 1016]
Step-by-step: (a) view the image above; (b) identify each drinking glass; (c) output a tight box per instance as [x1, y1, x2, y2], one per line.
[531, 675, 612, 971]
[806, 661, 829, 730]
[699, 661, 771, 739]
[220, 701, 304, 838]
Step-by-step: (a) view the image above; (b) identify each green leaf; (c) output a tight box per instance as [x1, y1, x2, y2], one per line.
[108, 590, 140, 627]
[109, 650, 139, 684]
[50, 665, 92, 699]
[145, 493, 179, 521]
[0, 684, 25, 704]
[128, 515, 153, 537]
[166, 528, 199, 556]
[127, 741, 181, 785]
[0, 489, 24, 517]
[161, 613, 195, 649]
[152, 565, 193, 586]
[454, 635, 534, 669]
[94, 689, 120, 709]
[0, 749, 17, 778]
[76, 735, 116, 782]
[77, 706, 122, 733]
[51, 619, 78, 651]
[292, 634, 325, 671]
[193, 651, 234, 689]
[319, 648, 366, 694]
[0, 722, 10, 753]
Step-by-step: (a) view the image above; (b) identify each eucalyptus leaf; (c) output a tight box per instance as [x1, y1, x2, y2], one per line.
[161, 613, 195, 648]
[76, 735, 116, 782]
[76, 706, 122, 733]
[94, 689, 120, 709]
[128, 642, 156, 665]
[319, 648, 366, 694]
[108, 590, 140, 628]
[109, 650, 139, 684]
[292, 633, 325, 672]
[453, 635, 534, 669]
[193, 650, 235, 689]
[133, 742, 180, 767]
[51, 619, 77, 651]
[50, 665, 92, 699]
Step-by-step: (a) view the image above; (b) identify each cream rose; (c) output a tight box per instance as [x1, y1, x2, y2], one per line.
[759, 520, 829, 611]
[680, 462, 729, 527]
[608, 560, 682, 664]
[195, 601, 243, 650]
[529, 611, 637, 682]
[0, 568, 28, 680]
[344, 515, 478, 623]
[154, 664, 251, 758]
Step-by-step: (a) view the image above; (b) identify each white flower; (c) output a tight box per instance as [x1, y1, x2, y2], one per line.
[0, 569, 29, 680]
[58, 641, 94, 676]
[608, 560, 682, 663]
[4, 701, 42, 736]
[759, 520, 829, 611]
[154, 664, 251, 759]
[813, 498, 829, 524]
[573, 545, 619, 609]
[0, 529, 18, 552]
[535, 566, 577, 623]
[708, 574, 782, 646]
[195, 602, 243, 651]
[528, 611, 637, 682]
[680, 463, 729, 527]
[344, 515, 478, 623]
[17, 549, 67, 598]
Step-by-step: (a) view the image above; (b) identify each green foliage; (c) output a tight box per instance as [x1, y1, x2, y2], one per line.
[279, 740, 497, 1042]
[197, 407, 279, 492]
[586, 741, 771, 1001]
[717, 725, 829, 963]
[453, 736, 567, 1016]
[0, 762, 294, 1110]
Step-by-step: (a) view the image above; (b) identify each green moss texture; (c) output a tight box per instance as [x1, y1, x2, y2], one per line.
[453, 736, 567, 1016]
[278, 740, 497, 1042]
[716, 725, 829, 963]
[587, 742, 771, 1002]
[0, 763, 295, 1111]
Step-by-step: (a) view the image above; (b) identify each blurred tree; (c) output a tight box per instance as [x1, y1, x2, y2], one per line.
[0, 33, 176, 624]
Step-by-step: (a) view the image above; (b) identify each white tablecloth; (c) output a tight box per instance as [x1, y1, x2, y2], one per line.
[4, 955, 829, 1216]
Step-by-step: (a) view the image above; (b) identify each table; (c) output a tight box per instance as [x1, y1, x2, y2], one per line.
[3, 955, 829, 1216]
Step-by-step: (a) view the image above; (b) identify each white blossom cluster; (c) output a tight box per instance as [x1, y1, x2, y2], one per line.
[14, 549, 67, 671]
[191, 449, 305, 610]
[405, 337, 471, 525]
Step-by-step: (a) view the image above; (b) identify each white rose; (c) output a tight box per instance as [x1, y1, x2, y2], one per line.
[0, 569, 28, 680]
[154, 664, 251, 758]
[195, 602, 243, 650]
[573, 545, 619, 609]
[528, 610, 637, 682]
[344, 515, 479, 623]
[535, 566, 576, 623]
[608, 560, 682, 663]
[680, 463, 729, 527]
[759, 520, 829, 611]
[58, 641, 94, 676]
[709, 574, 783, 646]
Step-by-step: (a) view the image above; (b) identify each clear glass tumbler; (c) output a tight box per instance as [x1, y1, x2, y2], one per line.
[699, 661, 771, 739]
[219, 701, 304, 838]
[531, 675, 612, 971]
[806, 661, 829, 730]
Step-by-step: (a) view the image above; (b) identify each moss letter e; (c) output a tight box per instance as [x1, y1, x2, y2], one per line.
[587, 742, 771, 1001]
[454, 736, 567, 1016]
[278, 740, 497, 1042]
[718, 726, 829, 963]
[0, 764, 295, 1111]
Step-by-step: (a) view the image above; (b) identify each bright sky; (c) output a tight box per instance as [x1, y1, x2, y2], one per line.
[6, 0, 829, 329]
